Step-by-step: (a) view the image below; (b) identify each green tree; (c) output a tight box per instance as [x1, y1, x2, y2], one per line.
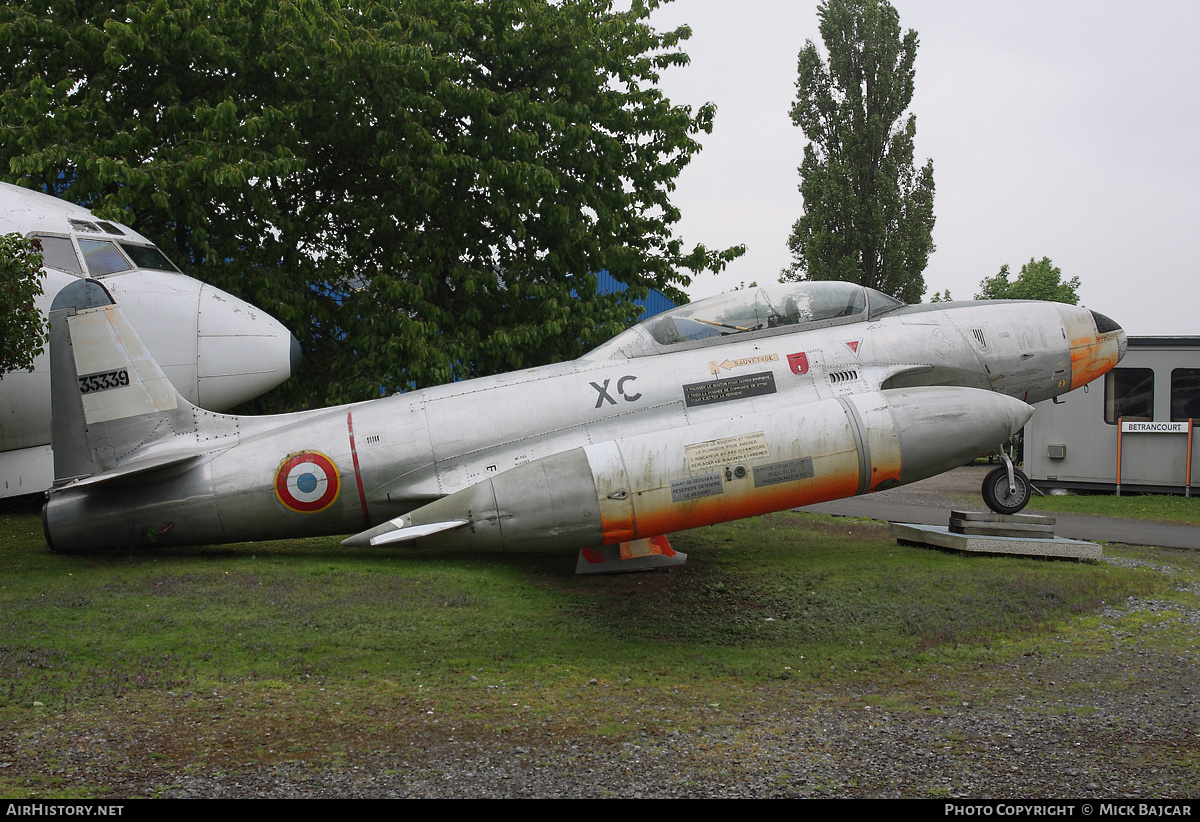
[927, 288, 951, 303]
[0, 234, 46, 379]
[782, 0, 935, 304]
[0, 0, 740, 408]
[976, 257, 1080, 304]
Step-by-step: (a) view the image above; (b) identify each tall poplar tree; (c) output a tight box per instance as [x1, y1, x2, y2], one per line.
[783, 0, 935, 304]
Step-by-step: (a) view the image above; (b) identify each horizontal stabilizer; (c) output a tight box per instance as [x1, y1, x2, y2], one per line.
[58, 450, 218, 490]
[342, 517, 469, 548]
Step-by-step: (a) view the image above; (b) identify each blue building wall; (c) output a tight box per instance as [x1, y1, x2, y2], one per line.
[594, 270, 677, 320]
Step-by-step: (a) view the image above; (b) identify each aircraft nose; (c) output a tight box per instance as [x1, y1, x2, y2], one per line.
[1062, 305, 1125, 391]
[290, 335, 303, 378]
[197, 284, 300, 408]
[1090, 310, 1128, 362]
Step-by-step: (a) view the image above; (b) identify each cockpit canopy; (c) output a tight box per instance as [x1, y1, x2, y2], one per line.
[34, 234, 181, 277]
[586, 282, 906, 359]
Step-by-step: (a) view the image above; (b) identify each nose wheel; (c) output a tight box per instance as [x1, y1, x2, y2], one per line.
[981, 464, 1030, 514]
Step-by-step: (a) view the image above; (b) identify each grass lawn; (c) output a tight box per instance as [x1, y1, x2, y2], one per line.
[1, 505, 1195, 797]
[1026, 492, 1200, 524]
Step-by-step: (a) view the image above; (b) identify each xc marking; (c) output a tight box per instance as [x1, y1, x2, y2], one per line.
[591, 375, 642, 408]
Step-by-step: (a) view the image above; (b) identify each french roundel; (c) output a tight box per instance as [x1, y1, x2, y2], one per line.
[275, 451, 341, 513]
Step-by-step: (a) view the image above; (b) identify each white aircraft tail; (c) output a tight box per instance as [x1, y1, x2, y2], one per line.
[47, 279, 232, 486]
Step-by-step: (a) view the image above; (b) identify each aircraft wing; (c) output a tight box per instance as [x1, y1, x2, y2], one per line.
[346, 516, 470, 547]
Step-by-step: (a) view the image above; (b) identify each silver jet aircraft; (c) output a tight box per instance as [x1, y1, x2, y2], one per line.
[41, 278, 1125, 571]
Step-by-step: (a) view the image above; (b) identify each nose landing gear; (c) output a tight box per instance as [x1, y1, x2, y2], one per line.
[982, 447, 1030, 515]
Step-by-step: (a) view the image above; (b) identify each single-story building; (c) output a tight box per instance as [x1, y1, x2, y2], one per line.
[1024, 337, 1199, 495]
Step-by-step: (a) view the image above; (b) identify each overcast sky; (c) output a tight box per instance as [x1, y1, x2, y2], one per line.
[645, 0, 1198, 336]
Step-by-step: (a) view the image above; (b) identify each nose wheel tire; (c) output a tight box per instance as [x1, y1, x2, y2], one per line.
[982, 466, 1031, 515]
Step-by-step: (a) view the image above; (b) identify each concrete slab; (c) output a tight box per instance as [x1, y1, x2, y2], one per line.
[949, 510, 1056, 538]
[890, 522, 1102, 559]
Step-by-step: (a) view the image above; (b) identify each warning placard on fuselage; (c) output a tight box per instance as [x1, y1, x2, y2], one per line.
[670, 473, 724, 503]
[753, 457, 814, 488]
[684, 432, 771, 473]
[683, 372, 777, 407]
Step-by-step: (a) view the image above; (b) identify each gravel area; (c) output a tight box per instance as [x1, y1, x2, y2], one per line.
[173, 585, 1200, 798]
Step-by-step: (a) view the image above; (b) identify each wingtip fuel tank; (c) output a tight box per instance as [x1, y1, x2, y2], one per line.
[343, 387, 1033, 552]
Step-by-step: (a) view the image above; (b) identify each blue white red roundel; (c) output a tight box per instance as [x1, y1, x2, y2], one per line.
[275, 451, 341, 513]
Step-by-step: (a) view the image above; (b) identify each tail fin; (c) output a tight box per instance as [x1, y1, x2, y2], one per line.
[48, 279, 202, 484]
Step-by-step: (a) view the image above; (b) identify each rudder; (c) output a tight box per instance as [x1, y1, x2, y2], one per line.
[48, 279, 198, 484]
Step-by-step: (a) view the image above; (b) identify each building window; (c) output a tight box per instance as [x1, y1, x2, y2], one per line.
[1171, 368, 1200, 422]
[1104, 367, 1153, 424]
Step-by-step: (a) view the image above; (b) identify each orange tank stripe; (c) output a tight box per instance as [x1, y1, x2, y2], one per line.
[625, 470, 861, 540]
